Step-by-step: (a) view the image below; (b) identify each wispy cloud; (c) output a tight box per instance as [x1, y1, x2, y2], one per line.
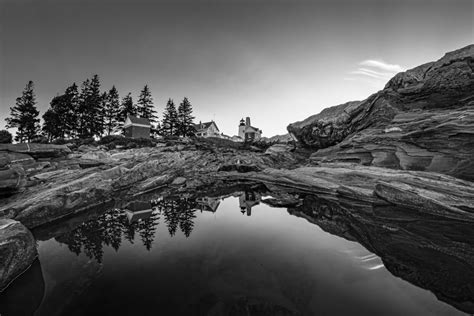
[345, 59, 406, 88]
[359, 60, 405, 73]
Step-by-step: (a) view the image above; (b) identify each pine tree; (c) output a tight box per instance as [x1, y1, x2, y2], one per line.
[161, 98, 178, 136]
[103, 86, 120, 135]
[78, 75, 103, 138]
[42, 106, 62, 141]
[136, 85, 157, 123]
[177, 97, 195, 137]
[77, 79, 90, 138]
[118, 92, 137, 129]
[5, 81, 40, 143]
[89, 75, 104, 137]
[42, 83, 80, 141]
[63, 83, 80, 138]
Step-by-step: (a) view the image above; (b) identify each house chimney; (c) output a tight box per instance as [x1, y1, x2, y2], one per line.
[246, 117, 250, 126]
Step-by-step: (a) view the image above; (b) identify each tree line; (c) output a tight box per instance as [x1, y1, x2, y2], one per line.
[3, 77, 196, 143]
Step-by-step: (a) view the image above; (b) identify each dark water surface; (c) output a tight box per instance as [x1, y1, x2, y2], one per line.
[0, 191, 471, 316]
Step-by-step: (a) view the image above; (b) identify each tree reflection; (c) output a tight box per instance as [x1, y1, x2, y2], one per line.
[154, 198, 198, 238]
[56, 196, 201, 262]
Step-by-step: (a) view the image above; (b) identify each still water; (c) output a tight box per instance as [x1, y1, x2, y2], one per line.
[0, 191, 469, 315]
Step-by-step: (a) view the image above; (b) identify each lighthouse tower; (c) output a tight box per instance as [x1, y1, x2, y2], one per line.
[238, 118, 246, 138]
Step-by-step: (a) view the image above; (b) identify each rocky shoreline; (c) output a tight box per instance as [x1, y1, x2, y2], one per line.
[1, 45, 473, 305]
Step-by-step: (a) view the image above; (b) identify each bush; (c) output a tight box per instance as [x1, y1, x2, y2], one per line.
[75, 137, 96, 146]
[132, 137, 155, 148]
[97, 136, 156, 150]
[0, 130, 13, 143]
[98, 135, 125, 145]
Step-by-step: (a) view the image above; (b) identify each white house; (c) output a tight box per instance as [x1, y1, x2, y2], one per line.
[193, 121, 220, 138]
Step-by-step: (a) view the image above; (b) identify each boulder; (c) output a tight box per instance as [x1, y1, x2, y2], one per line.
[0, 152, 35, 169]
[171, 177, 187, 186]
[80, 150, 110, 161]
[0, 259, 44, 316]
[0, 166, 26, 195]
[0, 143, 71, 158]
[287, 45, 474, 180]
[310, 107, 474, 181]
[0, 219, 37, 291]
[265, 144, 294, 156]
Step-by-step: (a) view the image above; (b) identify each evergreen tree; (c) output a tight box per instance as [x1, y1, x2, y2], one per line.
[161, 98, 178, 136]
[136, 85, 157, 123]
[42, 83, 80, 141]
[118, 92, 137, 132]
[77, 79, 91, 137]
[177, 97, 195, 137]
[5, 81, 40, 143]
[42, 108, 61, 141]
[99, 91, 108, 136]
[78, 75, 103, 138]
[103, 86, 120, 135]
[63, 83, 80, 138]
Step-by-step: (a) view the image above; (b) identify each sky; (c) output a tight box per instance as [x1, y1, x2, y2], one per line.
[1, 0, 473, 137]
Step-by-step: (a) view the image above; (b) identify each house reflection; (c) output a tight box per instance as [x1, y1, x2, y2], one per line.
[239, 191, 261, 216]
[195, 196, 221, 213]
[124, 201, 156, 223]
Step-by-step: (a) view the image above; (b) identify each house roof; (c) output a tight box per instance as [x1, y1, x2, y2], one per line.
[193, 121, 219, 132]
[128, 115, 151, 126]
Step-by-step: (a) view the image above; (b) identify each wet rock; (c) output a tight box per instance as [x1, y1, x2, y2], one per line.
[287, 45, 474, 180]
[0, 219, 37, 291]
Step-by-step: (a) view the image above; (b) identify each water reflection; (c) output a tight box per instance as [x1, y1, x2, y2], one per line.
[288, 194, 474, 314]
[53, 192, 267, 263]
[11, 188, 473, 315]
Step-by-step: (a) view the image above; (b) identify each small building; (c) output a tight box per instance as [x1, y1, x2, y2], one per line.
[238, 117, 262, 142]
[193, 121, 220, 138]
[123, 115, 151, 139]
